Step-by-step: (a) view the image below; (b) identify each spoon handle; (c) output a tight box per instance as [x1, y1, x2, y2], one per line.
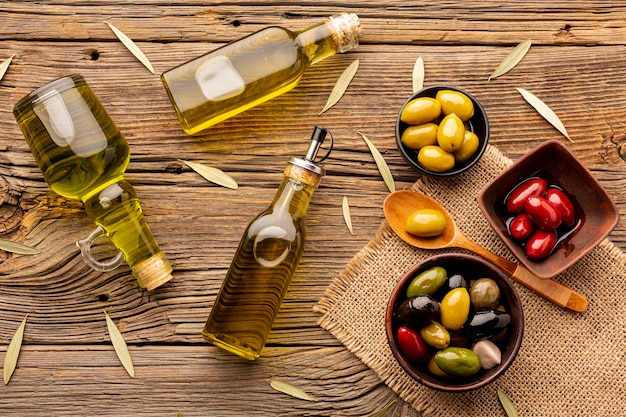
[462, 239, 588, 312]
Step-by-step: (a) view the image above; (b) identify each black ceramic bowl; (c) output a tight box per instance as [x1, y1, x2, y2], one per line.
[385, 253, 524, 392]
[395, 85, 489, 177]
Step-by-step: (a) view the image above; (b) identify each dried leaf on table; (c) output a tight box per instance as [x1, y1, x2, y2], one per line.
[320, 59, 359, 114]
[269, 379, 318, 401]
[0, 238, 40, 255]
[358, 132, 396, 193]
[0, 55, 15, 82]
[4, 315, 28, 385]
[412, 56, 424, 92]
[489, 40, 532, 81]
[365, 400, 395, 417]
[342, 196, 355, 235]
[516, 87, 572, 142]
[104, 311, 135, 378]
[179, 159, 238, 189]
[497, 389, 520, 417]
[105, 22, 155, 74]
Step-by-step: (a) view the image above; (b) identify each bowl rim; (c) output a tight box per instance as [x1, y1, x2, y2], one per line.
[385, 253, 524, 392]
[477, 139, 620, 279]
[395, 85, 490, 177]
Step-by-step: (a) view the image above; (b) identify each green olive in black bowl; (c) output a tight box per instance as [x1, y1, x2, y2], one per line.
[395, 85, 489, 177]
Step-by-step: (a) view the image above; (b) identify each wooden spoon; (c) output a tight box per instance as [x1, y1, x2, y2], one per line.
[383, 190, 588, 313]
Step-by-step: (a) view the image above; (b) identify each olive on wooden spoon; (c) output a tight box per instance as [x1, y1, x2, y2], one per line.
[383, 190, 588, 313]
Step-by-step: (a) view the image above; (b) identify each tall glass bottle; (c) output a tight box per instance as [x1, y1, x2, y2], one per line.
[203, 126, 332, 359]
[13, 74, 173, 291]
[161, 13, 361, 134]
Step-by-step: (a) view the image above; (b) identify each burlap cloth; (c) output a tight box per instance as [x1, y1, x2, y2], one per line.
[315, 145, 626, 416]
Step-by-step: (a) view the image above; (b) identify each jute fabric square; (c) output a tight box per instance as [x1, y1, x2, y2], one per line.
[315, 145, 626, 416]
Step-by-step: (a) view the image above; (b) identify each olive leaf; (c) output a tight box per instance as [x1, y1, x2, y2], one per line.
[358, 132, 396, 193]
[516, 87, 572, 142]
[320, 59, 359, 114]
[104, 311, 135, 378]
[176, 413, 183, 417]
[0, 238, 40, 255]
[269, 379, 318, 401]
[179, 159, 238, 190]
[497, 389, 520, 417]
[0, 54, 15, 82]
[105, 22, 155, 74]
[342, 196, 355, 235]
[4, 315, 28, 385]
[412, 56, 424, 92]
[489, 40, 531, 81]
[365, 400, 395, 417]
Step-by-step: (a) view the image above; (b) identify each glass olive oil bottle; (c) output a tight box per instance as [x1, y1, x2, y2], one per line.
[13, 74, 173, 290]
[161, 13, 361, 134]
[203, 127, 332, 359]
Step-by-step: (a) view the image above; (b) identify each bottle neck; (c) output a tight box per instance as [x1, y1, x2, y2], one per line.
[296, 13, 361, 65]
[270, 176, 315, 221]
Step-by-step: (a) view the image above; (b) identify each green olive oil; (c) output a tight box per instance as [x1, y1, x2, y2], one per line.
[161, 13, 361, 134]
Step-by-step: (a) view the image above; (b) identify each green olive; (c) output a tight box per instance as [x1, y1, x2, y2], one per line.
[401, 123, 438, 150]
[417, 145, 455, 172]
[469, 278, 501, 310]
[420, 321, 451, 349]
[440, 287, 470, 330]
[400, 97, 441, 125]
[406, 265, 447, 297]
[405, 208, 447, 238]
[436, 90, 475, 121]
[437, 113, 465, 153]
[434, 347, 481, 377]
[453, 130, 480, 163]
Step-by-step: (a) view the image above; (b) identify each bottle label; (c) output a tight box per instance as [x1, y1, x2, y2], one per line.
[195, 56, 245, 101]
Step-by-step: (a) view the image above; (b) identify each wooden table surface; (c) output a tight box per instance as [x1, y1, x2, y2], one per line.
[1, 2, 626, 416]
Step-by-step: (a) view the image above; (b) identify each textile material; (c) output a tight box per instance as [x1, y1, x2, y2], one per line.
[315, 145, 626, 416]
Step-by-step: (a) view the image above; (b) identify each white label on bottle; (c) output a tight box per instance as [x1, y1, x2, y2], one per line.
[195, 55, 245, 101]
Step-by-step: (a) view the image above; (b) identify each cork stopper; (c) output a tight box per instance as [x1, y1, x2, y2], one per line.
[132, 251, 173, 291]
[329, 13, 362, 53]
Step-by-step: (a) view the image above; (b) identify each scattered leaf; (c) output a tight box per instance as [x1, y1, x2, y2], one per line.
[0, 54, 15, 82]
[357, 132, 395, 193]
[412, 56, 424, 92]
[104, 311, 135, 378]
[497, 389, 519, 417]
[342, 196, 355, 235]
[365, 400, 395, 417]
[320, 59, 359, 114]
[179, 159, 238, 189]
[0, 238, 40, 255]
[176, 413, 183, 417]
[269, 379, 318, 401]
[105, 22, 155, 74]
[4, 315, 28, 384]
[516, 87, 572, 142]
[489, 40, 532, 81]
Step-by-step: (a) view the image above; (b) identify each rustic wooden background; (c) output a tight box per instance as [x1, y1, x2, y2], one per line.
[1, 1, 626, 416]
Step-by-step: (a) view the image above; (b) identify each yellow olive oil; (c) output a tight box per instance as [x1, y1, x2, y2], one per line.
[13, 75, 172, 290]
[161, 13, 361, 134]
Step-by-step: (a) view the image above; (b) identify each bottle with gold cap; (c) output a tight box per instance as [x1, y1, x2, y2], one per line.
[161, 13, 362, 134]
[202, 126, 333, 359]
[13, 74, 173, 291]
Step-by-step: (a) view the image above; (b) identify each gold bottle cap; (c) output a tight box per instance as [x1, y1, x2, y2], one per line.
[329, 13, 362, 53]
[132, 251, 174, 291]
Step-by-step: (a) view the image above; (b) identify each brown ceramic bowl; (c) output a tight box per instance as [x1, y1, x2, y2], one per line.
[478, 140, 619, 279]
[385, 253, 524, 392]
[395, 85, 489, 177]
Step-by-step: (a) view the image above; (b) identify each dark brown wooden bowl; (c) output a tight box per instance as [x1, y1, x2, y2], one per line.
[385, 253, 524, 392]
[478, 140, 619, 279]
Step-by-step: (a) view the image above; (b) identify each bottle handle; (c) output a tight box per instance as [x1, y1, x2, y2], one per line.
[76, 225, 125, 272]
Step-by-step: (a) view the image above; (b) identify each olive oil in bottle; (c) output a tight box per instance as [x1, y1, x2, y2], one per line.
[161, 13, 361, 134]
[13, 74, 173, 290]
[203, 126, 332, 359]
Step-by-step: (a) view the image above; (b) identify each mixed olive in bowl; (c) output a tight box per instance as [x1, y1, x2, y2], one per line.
[385, 253, 523, 392]
[395, 85, 489, 177]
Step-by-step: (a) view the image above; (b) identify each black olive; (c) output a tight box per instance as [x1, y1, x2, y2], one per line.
[463, 310, 510, 340]
[395, 295, 440, 328]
